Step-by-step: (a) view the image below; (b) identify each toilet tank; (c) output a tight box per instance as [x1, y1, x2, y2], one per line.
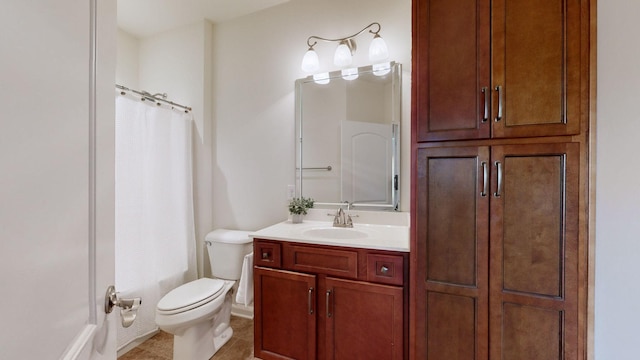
[205, 229, 252, 280]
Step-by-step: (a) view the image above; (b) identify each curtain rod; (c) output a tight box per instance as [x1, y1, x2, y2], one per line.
[115, 84, 192, 113]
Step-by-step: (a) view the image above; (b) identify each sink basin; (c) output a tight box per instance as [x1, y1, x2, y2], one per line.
[302, 227, 369, 240]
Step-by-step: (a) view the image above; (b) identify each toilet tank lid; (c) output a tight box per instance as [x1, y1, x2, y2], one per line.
[205, 229, 252, 244]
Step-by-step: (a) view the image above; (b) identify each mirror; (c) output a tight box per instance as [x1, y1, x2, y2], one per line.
[295, 62, 401, 210]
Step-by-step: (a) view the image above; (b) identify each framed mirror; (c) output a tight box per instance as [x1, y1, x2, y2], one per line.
[295, 62, 401, 210]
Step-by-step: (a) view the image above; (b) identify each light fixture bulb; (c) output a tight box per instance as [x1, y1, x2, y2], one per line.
[373, 62, 391, 76]
[301, 48, 320, 73]
[341, 68, 359, 81]
[334, 42, 353, 67]
[369, 35, 389, 62]
[313, 72, 330, 85]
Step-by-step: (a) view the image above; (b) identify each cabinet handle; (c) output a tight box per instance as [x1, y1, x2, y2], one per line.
[380, 265, 389, 275]
[481, 161, 488, 197]
[262, 252, 269, 259]
[308, 287, 314, 315]
[494, 85, 503, 122]
[481, 87, 489, 122]
[326, 290, 332, 318]
[494, 161, 503, 197]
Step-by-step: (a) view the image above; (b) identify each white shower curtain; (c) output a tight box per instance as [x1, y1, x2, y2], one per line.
[115, 93, 197, 350]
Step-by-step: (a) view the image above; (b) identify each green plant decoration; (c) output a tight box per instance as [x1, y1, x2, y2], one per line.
[288, 197, 315, 215]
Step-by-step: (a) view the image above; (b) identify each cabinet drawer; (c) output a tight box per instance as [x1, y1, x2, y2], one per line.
[283, 243, 358, 279]
[367, 254, 404, 286]
[254, 240, 281, 268]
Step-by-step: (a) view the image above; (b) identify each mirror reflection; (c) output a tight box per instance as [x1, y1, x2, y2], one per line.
[296, 62, 401, 210]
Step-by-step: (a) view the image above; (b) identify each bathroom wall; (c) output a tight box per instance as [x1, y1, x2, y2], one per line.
[595, 0, 640, 358]
[116, 30, 139, 88]
[211, 0, 412, 231]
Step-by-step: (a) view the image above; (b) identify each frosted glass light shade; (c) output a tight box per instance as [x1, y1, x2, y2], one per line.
[313, 72, 330, 85]
[373, 62, 391, 76]
[301, 49, 320, 73]
[369, 35, 389, 62]
[334, 43, 353, 67]
[341, 68, 359, 81]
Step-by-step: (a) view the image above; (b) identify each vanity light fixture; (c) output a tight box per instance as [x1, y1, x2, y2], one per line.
[301, 22, 390, 81]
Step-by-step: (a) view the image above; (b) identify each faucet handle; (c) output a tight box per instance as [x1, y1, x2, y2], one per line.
[333, 208, 345, 227]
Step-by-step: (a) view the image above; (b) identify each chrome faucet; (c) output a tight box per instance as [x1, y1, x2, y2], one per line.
[332, 208, 353, 228]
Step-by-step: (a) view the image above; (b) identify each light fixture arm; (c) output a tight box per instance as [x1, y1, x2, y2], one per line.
[306, 22, 382, 48]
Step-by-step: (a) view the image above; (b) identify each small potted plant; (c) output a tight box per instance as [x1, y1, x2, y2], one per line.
[288, 197, 314, 223]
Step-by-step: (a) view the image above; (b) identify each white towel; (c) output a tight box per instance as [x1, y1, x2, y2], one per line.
[235, 252, 254, 306]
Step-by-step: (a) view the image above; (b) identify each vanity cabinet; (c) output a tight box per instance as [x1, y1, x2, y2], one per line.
[254, 239, 407, 360]
[413, 0, 587, 141]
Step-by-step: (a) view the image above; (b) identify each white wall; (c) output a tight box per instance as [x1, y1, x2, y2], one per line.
[595, 0, 640, 358]
[116, 29, 139, 87]
[212, 0, 412, 231]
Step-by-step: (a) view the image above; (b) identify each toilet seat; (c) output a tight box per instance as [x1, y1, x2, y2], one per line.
[157, 278, 225, 315]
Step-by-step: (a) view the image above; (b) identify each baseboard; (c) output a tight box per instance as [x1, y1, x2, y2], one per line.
[117, 329, 160, 357]
[231, 302, 254, 319]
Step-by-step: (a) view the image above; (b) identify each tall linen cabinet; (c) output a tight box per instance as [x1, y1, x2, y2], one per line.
[410, 0, 594, 358]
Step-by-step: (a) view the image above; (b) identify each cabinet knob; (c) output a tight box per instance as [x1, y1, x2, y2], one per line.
[262, 252, 269, 259]
[380, 265, 389, 275]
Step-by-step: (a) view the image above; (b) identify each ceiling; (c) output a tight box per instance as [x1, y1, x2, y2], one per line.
[117, 0, 291, 38]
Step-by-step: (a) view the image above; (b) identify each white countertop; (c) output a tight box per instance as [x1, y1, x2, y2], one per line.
[250, 210, 410, 252]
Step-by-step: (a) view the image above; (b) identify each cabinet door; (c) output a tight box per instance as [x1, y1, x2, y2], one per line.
[491, 0, 584, 138]
[489, 143, 580, 359]
[414, 0, 491, 141]
[254, 267, 317, 360]
[325, 277, 404, 360]
[414, 146, 490, 360]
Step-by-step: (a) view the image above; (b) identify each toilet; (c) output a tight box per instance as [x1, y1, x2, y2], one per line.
[155, 229, 252, 360]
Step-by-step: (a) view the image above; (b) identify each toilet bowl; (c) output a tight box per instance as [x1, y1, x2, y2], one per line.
[155, 229, 252, 360]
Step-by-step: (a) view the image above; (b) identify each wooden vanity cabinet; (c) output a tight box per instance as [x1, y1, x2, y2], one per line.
[253, 239, 407, 360]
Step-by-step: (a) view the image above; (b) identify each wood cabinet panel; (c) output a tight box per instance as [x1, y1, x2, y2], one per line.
[367, 254, 405, 286]
[415, 0, 490, 141]
[283, 243, 358, 279]
[325, 277, 404, 360]
[501, 303, 562, 360]
[254, 240, 282, 268]
[415, 146, 489, 359]
[491, 0, 583, 138]
[254, 267, 316, 360]
[502, 154, 563, 296]
[489, 142, 580, 359]
[426, 292, 478, 360]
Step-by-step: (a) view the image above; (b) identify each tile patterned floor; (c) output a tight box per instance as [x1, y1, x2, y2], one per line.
[118, 316, 256, 360]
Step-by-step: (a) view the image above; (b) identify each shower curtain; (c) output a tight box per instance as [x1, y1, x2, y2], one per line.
[115, 93, 197, 350]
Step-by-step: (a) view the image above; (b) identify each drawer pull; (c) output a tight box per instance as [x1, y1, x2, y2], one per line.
[494, 85, 503, 122]
[262, 252, 269, 259]
[380, 265, 389, 275]
[481, 86, 489, 122]
[481, 161, 488, 197]
[494, 161, 503, 197]
[308, 287, 314, 315]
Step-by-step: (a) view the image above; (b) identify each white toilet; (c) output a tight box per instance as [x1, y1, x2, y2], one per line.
[155, 229, 252, 360]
